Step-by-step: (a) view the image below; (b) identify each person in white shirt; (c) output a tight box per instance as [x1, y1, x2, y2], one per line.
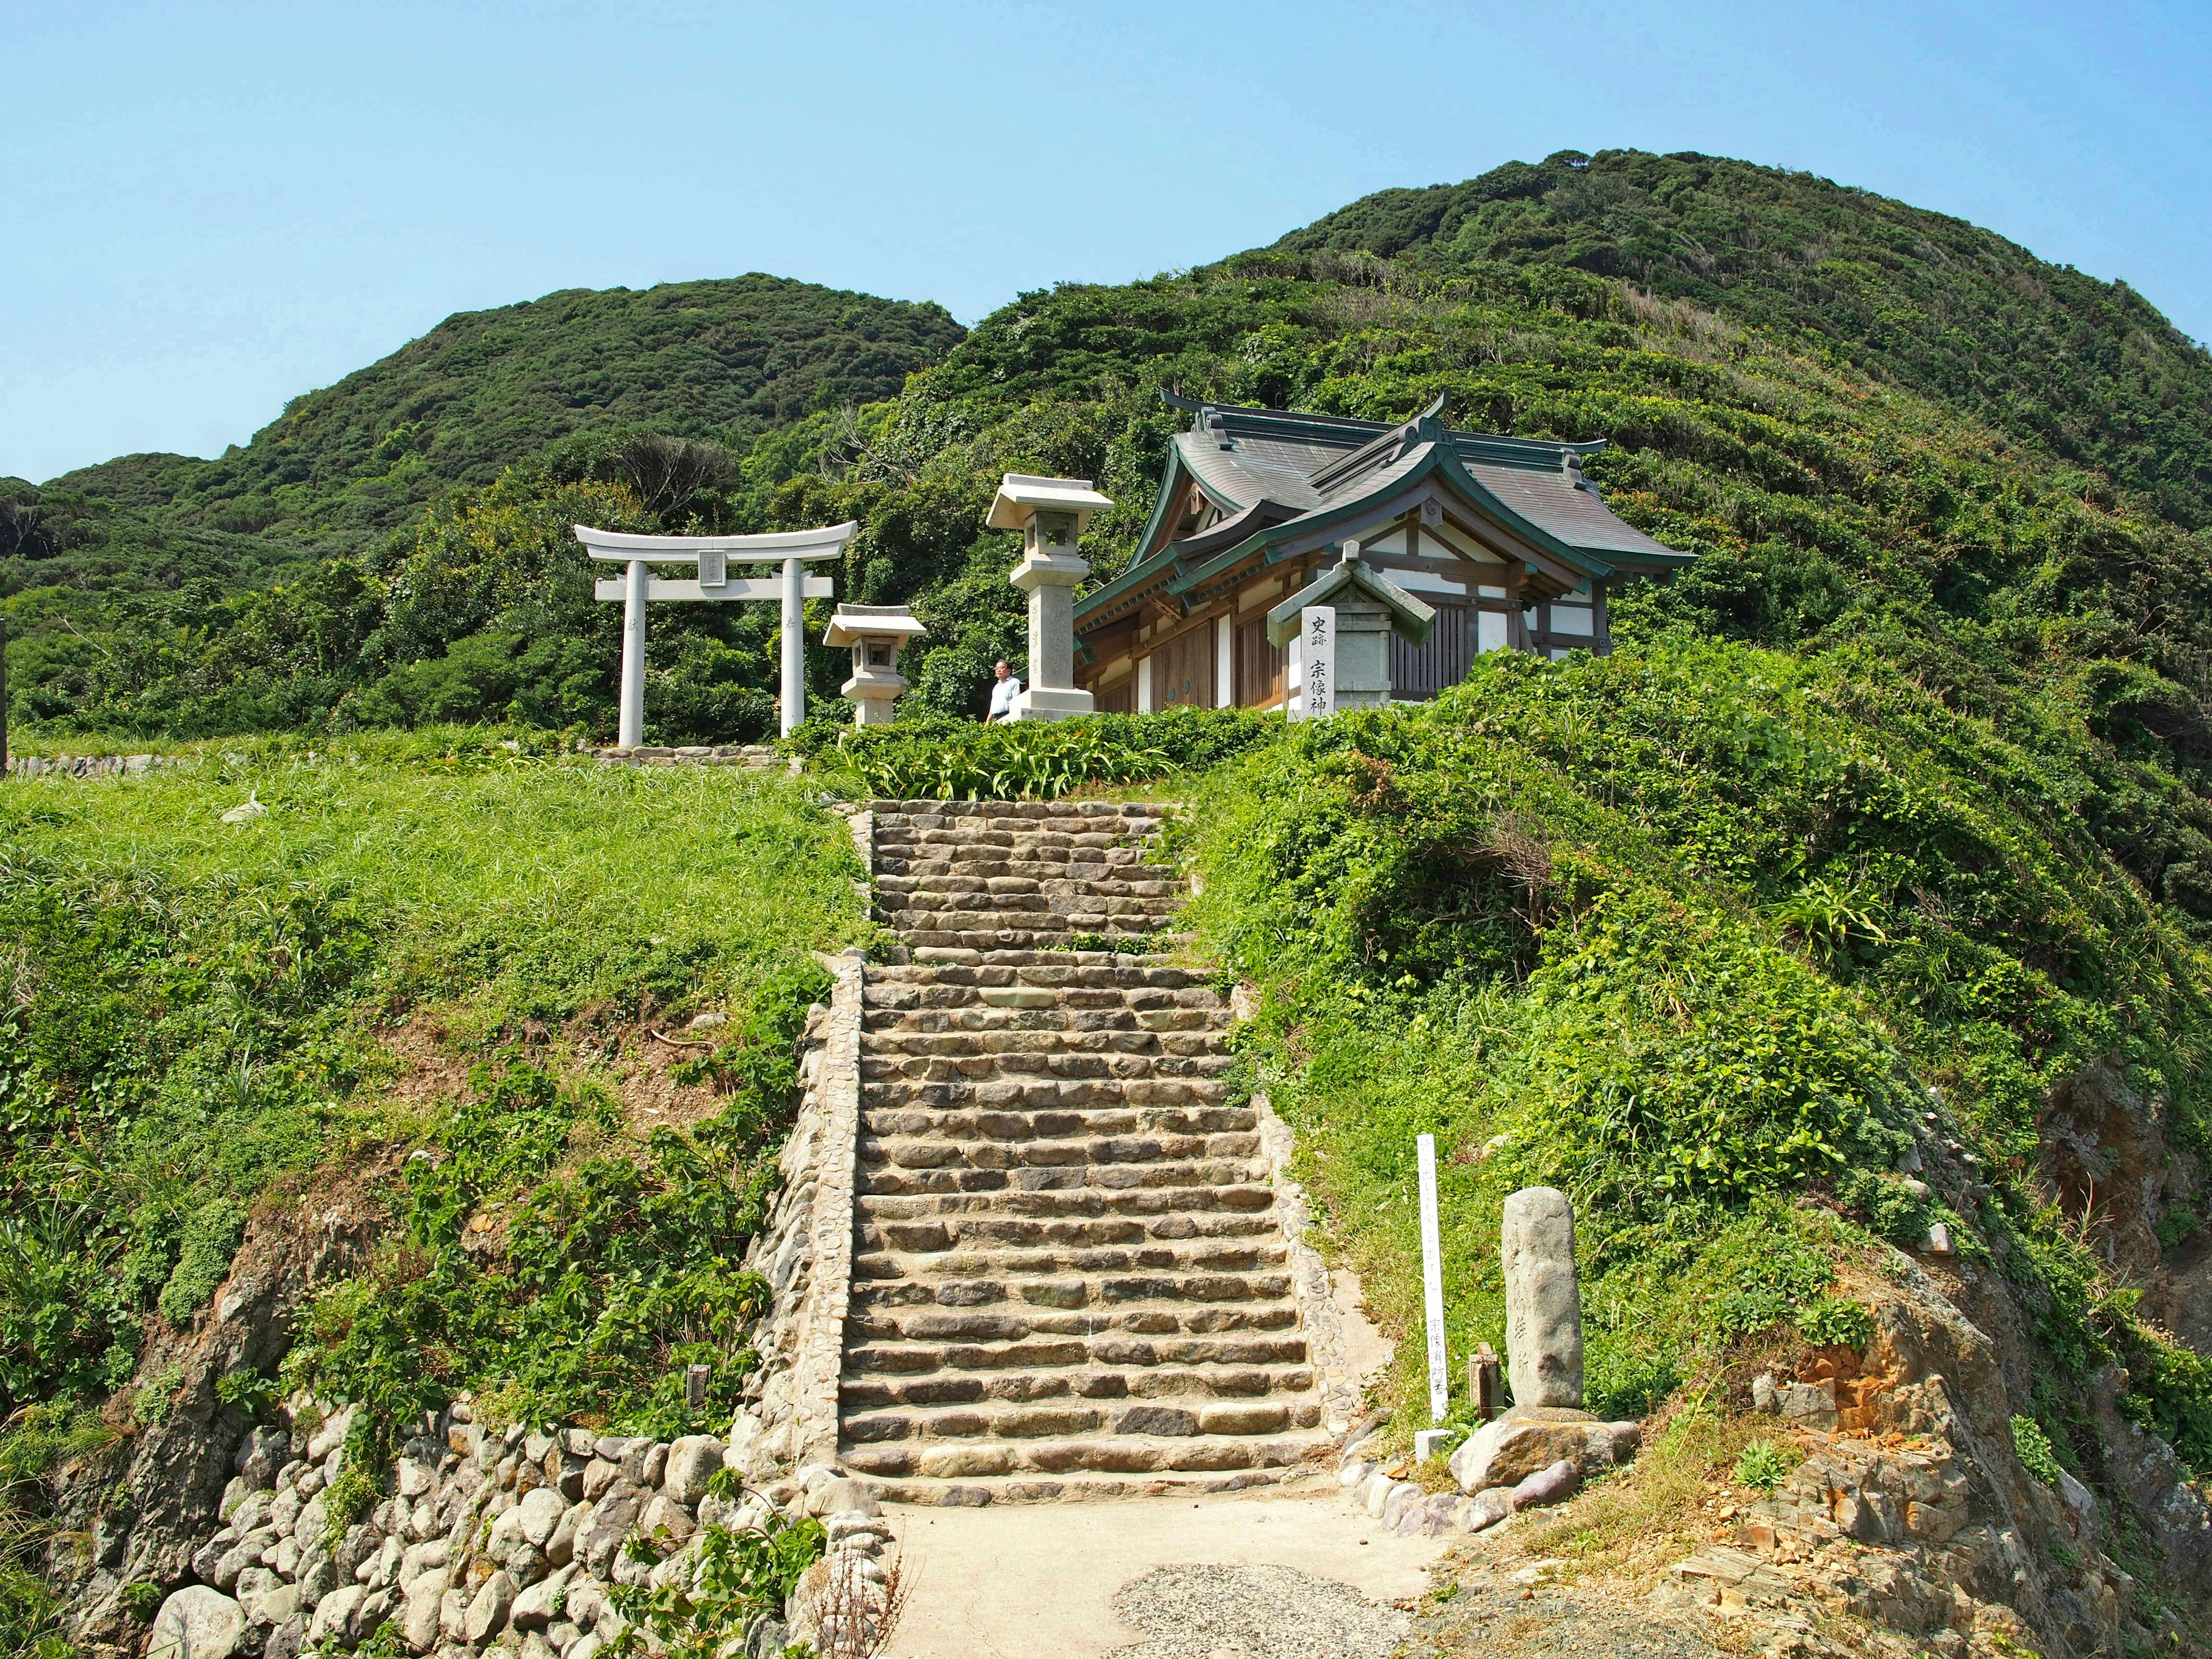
[986, 659, 1021, 722]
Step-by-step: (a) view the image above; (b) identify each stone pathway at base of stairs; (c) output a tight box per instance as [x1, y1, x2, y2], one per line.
[884, 1484, 1448, 1659]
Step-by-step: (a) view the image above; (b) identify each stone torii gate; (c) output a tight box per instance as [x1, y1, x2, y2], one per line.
[575, 521, 858, 745]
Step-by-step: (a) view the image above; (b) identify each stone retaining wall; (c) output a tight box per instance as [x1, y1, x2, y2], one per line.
[1253, 1094, 1363, 1437]
[5, 752, 183, 779]
[156, 1398, 893, 1659]
[728, 950, 865, 1482]
[584, 745, 793, 770]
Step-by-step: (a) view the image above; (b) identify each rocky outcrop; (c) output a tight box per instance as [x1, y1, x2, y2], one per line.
[56, 1195, 377, 1656]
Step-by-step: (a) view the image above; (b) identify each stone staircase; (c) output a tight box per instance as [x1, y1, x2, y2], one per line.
[837, 800, 1332, 1505]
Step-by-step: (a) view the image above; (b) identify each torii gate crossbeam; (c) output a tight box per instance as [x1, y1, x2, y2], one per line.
[575, 522, 858, 745]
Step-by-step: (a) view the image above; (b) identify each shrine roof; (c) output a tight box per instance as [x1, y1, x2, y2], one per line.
[1075, 396, 1688, 633]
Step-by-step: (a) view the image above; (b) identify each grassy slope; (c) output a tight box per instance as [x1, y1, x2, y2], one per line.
[0, 732, 863, 1431]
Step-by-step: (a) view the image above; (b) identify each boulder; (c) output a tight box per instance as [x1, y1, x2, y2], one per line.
[639, 1493, 696, 1546]
[146, 1586, 246, 1659]
[351, 1587, 395, 1642]
[307, 1584, 366, 1646]
[1377, 1482, 1423, 1530]
[265, 1612, 308, 1659]
[516, 1485, 567, 1550]
[401, 1570, 449, 1655]
[464, 1570, 518, 1643]
[1511, 1458, 1582, 1510]
[1448, 1407, 1635, 1494]
[510, 1565, 575, 1631]
[804, 1477, 881, 1519]
[1501, 1186, 1583, 1408]
[662, 1435, 725, 1506]
[579, 1488, 642, 1575]
[247, 1582, 301, 1632]
[1459, 1487, 1516, 1533]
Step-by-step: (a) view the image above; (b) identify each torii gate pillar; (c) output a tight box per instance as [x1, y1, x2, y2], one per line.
[577, 522, 858, 744]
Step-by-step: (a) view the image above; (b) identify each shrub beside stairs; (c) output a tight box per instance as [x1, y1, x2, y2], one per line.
[838, 799, 1333, 1504]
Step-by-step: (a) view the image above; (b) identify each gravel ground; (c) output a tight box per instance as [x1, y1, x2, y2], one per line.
[1415, 1571, 1726, 1658]
[1105, 1563, 1414, 1659]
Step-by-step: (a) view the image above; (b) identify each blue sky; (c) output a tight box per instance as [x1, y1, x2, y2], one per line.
[6, 0, 2207, 484]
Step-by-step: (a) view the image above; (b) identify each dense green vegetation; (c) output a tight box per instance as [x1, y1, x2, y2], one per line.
[1179, 641, 2212, 1471]
[0, 276, 963, 741]
[1274, 148, 2212, 529]
[0, 733, 861, 1435]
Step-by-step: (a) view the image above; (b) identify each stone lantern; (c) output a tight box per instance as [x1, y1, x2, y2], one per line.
[988, 473, 1113, 721]
[823, 604, 927, 725]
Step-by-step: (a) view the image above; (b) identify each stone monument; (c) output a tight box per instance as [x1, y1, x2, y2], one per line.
[1449, 1185, 1641, 1505]
[988, 473, 1113, 721]
[1502, 1185, 1584, 1408]
[823, 604, 927, 725]
[1266, 540, 1435, 712]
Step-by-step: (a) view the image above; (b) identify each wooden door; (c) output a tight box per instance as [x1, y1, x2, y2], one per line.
[1154, 623, 1215, 709]
[1236, 615, 1285, 707]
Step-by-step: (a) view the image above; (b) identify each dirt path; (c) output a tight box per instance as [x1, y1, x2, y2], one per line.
[885, 1483, 1448, 1659]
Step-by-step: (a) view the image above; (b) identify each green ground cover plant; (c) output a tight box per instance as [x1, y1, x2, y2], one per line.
[791, 706, 1278, 800]
[1179, 639, 2212, 1463]
[0, 731, 863, 1437]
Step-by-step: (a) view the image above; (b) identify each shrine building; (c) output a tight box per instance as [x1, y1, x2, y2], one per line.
[1072, 393, 1692, 711]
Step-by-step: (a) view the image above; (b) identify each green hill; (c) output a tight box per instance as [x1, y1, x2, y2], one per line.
[1270, 148, 2212, 528]
[42, 274, 964, 541]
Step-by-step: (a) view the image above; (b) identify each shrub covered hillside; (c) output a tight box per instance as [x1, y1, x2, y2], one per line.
[0, 735, 865, 1648]
[1173, 642, 2212, 1628]
[1, 276, 963, 738]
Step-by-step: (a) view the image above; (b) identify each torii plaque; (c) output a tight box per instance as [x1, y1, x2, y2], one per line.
[574, 521, 858, 745]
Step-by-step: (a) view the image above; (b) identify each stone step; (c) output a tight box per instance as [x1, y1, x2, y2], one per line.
[841, 1430, 1326, 1484]
[860, 1078, 1234, 1111]
[859, 1055, 1232, 1090]
[857, 1463, 1317, 1506]
[843, 1395, 1319, 1449]
[842, 1359, 1314, 1412]
[843, 1326, 1311, 1376]
[860, 1108, 1259, 1149]
[845, 1296, 1302, 1343]
[862, 1126, 1259, 1165]
[904, 944, 1192, 968]
[864, 964, 1215, 990]
[877, 872, 1179, 897]
[850, 1240, 1289, 1293]
[857, 1219, 1275, 1264]
[876, 865, 1169, 891]
[881, 910, 1181, 938]
[893, 930, 1168, 954]
[862, 1021, 1231, 1051]
[873, 829, 1160, 855]
[859, 1160, 1262, 1203]
[862, 1021, 1230, 1052]
[867, 805, 1176, 827]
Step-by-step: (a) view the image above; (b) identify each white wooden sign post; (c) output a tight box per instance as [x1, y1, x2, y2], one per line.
[574, 522, 857, 745]
[1287, 604, 1336, 721]
[1418, 1132, 1449, 1423]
